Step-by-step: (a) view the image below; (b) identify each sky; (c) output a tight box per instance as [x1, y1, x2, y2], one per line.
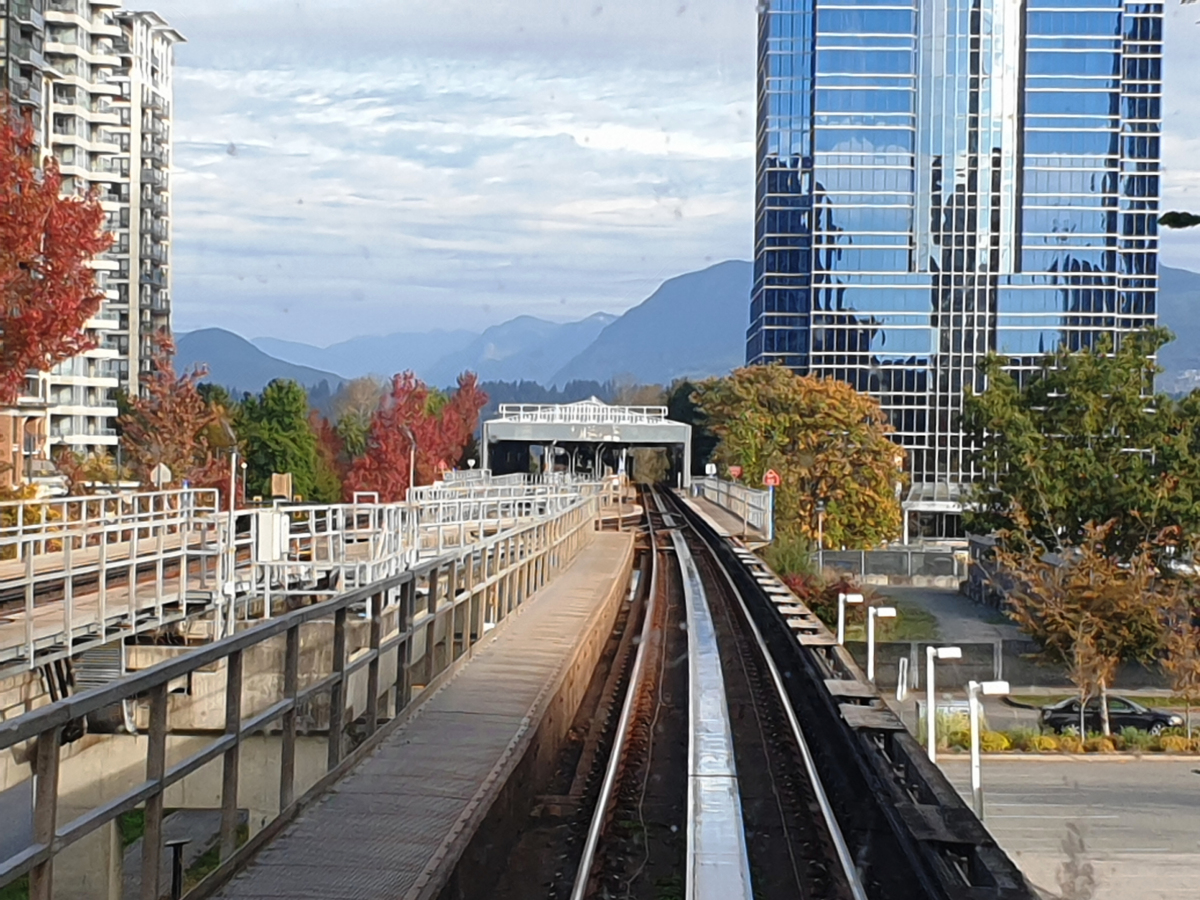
[152, 0, 1200, 345]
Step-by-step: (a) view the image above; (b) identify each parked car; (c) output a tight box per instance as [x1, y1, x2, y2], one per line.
[1040, 696, 1184, 735]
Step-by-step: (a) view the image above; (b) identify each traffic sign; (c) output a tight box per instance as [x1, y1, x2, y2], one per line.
[729, 465, 743, 480]
[763, 469, 781, 487]
[705, 462, 717, 476]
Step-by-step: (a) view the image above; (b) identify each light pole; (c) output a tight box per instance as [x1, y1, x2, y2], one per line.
[968, 679, 1010, 819]
[867, 606, 896, 683]
[815, 498, 827, 570]
[836, 592, 863, 645]
[398, 425, 416, 498]
[925, 645, 962, 763]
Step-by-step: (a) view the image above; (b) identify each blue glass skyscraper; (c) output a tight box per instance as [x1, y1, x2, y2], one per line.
[747, 0, 1163, 537]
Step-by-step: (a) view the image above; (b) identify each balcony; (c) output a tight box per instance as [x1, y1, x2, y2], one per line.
[12, 1, 46, 28]
[10, 78, 43, 107]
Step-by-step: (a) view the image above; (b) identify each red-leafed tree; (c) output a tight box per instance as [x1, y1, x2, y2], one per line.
[344, 372, 487, 502]
[118, 334, 234, 498]
[0, 106, 112, 405]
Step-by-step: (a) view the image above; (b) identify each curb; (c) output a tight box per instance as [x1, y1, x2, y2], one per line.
[941, 753, 1200, 763]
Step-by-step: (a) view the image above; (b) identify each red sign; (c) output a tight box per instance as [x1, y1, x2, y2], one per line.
[728, 466, 743, 480]
[763, 469, 782, 488]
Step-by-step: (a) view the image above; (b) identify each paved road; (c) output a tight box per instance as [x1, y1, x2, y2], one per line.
[874, 585, 1023, 643]
[939, 757, 1200, 899]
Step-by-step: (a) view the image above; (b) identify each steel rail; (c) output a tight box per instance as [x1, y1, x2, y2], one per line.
[667, 491, 869, 900]
[567, 489, 660, 900]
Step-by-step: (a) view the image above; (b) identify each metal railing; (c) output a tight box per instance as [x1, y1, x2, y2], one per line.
[0, 493, 599, 900]
[691, 476, 773, 539]
[495, 402, 669, 425]
[816, 548, 968, 580]
[0, 480, 618, 673]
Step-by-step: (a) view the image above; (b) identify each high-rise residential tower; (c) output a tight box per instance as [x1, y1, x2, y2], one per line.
[0, 1, 181, 477]
[747, 0, 1163, 538]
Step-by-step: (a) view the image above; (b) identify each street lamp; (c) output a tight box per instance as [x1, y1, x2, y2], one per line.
[836, 592, 863, 645]
[968, 679, 1010, 819]
[867, 606, 896, 683]
[398, 425, 417, 498]
[925, 645, 962, 763]
[815, 498, 827, 570]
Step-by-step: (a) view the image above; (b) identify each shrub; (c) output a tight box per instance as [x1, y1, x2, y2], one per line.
[1028, 734, 1060, 752]
[981, 731, 1012, 752]
[946, 728, 970, 750]
[1084, 736, 1116, 753]
[1059, 735, 1085, 754]
[1161, 735, 1191, 753]
[1120, 727, 1154, 752]
[1006, 727, 1038, 752]
[762, 531, 814, 579]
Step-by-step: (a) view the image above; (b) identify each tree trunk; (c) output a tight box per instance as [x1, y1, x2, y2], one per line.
[1187, 699, 1193, 739]
[1100, 679, 1111, 737]
[1079, 690, 1088, 737]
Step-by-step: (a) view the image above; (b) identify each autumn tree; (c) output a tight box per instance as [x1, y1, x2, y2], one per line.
[118, 335, 232, 497]
[344, 371, 487, 502]
[994, 518, 1165, 735]
[236, 379, 323, 502]
[1162, 601, 1200, 736]
[963, 329, 1200, 559]
[0, 108, 113, 404]
[692, 365, 904, 548]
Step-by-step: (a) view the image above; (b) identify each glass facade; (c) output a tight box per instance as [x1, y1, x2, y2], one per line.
[748, 0, 1163, 493]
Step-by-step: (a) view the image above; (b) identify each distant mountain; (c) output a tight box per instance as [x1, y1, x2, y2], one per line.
[1159, 264, 1200, 393]
[252, 329, 477, 381]
[551, 260, 750, 386]
[176, 328, 344, 396]
[425, 313, 617, 387]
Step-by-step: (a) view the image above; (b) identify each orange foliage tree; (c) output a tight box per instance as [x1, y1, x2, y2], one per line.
[0, 108, 112, 404]
[344, 372, 487, 502]
[118, 335, 234, 498]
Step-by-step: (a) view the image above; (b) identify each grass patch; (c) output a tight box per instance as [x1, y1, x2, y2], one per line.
[0, 876, 28, 900]
[117, 809, 146, 848]
[844, 600, 941, 642]
[184, 823, 249, 891]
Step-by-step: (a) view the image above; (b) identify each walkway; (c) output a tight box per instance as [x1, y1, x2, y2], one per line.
[874, 585, 1022, 643]
[677, 494, 768, 545]
[215, 531, 635, 900]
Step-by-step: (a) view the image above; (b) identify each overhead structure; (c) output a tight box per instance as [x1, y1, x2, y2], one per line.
[482, 398, 693, 487]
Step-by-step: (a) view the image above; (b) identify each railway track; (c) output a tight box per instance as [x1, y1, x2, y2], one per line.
[566, 486, 864, 900]
[492, 484, 1036, 900]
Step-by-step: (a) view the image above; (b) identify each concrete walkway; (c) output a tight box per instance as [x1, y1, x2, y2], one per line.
[215, 531, 634, 900]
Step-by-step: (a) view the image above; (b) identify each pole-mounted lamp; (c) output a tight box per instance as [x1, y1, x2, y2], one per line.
[968, 679, 1010, 818]
[836, 592, 863, 645]
[925, 645, 962, 763]
[867, 606, 896, 682]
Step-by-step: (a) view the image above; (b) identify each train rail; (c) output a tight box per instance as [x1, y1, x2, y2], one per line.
[566, 487, 864, 900]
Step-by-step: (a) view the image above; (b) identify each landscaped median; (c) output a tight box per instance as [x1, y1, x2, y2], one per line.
[940, 726, 1200, 756]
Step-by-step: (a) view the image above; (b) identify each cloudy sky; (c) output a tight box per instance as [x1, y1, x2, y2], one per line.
[152, 0, 1199, 345]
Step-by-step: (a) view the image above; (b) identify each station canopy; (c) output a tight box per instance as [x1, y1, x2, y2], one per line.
[481, 398, 693, 485]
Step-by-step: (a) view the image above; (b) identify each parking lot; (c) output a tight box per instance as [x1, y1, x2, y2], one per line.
[939, 756, 1200, 899]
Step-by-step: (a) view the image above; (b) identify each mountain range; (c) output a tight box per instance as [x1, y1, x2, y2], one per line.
[177, 260, 753, 394]
[177, 260, 1200, 397]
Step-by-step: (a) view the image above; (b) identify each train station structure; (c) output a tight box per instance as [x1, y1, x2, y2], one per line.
[480, 398, 694, 487]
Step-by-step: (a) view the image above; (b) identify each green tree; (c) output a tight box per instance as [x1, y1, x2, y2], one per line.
[1160, 212, 1200, 229]
[963, 329, 1200, 558]
[666, 379, 718, 475]
[693, 365, 905, 548]
[237, 380, 321, 502]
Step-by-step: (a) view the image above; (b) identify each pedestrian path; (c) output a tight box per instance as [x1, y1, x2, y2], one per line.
[215, 531, 635, 900]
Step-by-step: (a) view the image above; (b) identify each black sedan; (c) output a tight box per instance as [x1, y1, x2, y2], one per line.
[1040, 696, 1185, 735]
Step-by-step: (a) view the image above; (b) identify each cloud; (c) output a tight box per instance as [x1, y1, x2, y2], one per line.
[149, 0, 1199, 344]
